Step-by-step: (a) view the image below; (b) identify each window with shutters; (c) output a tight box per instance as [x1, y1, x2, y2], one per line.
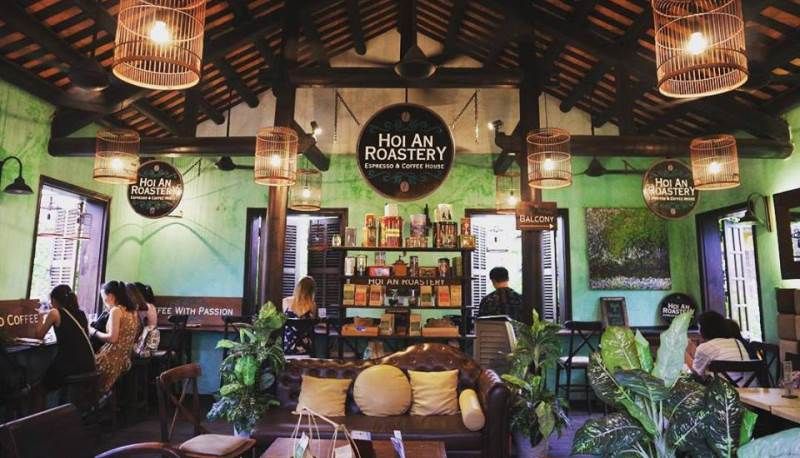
[28, 179, 110, 316]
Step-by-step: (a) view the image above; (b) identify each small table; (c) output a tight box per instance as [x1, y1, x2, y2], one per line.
[736, 388, 800, 412]
[260, 438, 447, 458]
[771, 406, 800, 424]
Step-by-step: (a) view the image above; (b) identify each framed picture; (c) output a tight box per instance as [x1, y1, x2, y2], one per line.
[600, 297, 629, 327]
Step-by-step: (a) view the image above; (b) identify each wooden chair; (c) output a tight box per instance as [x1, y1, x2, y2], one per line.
[157, 363, 255, 458]
[707, 360, 771, 387]
[750, 341, 780, 386]
[95, 442, 183, 458]
[555, 320, 603, 414]
[787, 352, 800, 371]
[0, 404, 93, 458]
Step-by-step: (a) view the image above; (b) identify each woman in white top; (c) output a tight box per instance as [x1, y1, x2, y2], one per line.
[686, 311, 752, 385]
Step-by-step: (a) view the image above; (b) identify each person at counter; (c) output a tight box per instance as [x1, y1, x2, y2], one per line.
[36, 285, 95, 390]
[477, 267, 524, 322]
[91, 281, 140, 392]
[685, 311, 752, 385]
[283, 277, 317, 355]
[129, 283, 160, 357]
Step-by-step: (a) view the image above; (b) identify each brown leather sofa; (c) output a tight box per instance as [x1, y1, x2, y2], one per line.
[252, 343, 510, 458]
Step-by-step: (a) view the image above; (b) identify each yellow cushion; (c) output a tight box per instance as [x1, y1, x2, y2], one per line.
[354, 365, 412, 416]
[458, 389, 485, 431]
[408, 369, 459, 416]
[297, 375, 352, 417]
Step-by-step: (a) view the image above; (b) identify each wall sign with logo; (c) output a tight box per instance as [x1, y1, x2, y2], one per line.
[154, 296, 242, 327]
[0, 300, 42, 339]
[356, 103, 455, 201]
[642, 159, 698, 220]
[659, 293, 697, 324]
[515, 201, 558, 231]
[128, 161, 184, 218]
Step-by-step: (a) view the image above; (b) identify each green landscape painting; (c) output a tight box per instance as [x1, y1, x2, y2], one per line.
[586, 208, 671, 290]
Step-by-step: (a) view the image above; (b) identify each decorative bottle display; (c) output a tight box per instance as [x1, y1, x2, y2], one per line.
[380, 216, 403, 247]
[362, 213, 377, 247]
[344, 227, 357, 247]
[433, 203, 458, 248]
[459, 217, 476, 249]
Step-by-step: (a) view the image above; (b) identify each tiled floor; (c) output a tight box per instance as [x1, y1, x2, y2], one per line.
[548, 410, 600, 458]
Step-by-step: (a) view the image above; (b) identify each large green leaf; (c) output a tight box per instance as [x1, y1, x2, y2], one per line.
[667, 404, 710, 452]
[703, 377, 744, 458]
[634, 330, 654, 373]
[739, 409, 758, 447]
[652, 311, 692, 388]
[215, 339, 237, 349]
[219, 382, 243, 396]
[587, 354, 656, 435]
[601, 326, 641, 372]
[614, 369, 671, 402]
[234, 355, 258, 386]
[535, 401, 555, 439]
[737, 428, 800, 457]
[572, 413, 646, 456]
[665, 377, 706, 419]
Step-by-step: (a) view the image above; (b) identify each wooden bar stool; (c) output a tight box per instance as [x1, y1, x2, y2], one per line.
[555, 320, 603, 414]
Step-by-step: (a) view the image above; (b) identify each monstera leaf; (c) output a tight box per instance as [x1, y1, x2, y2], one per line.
[587, 354, 656, 435]
[572, 413, 646, 456]
[737, 428, 800, 457]
[634, 330, 654, 373]
[703, 377, 744, 458]
[739, 409, 758, 447]
[601, 326, 641, 372]
[652, 311, 692, 388]
[614, 369, 671, 402]
[665, 377, 706, 418]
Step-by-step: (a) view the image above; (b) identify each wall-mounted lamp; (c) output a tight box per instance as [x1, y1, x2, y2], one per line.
[738, 192, 772, 232]
[488, 120, 503, 132]
[311, 121, 322, 139]
[0, 156, 33, 195]
[214, 156, 253, 171]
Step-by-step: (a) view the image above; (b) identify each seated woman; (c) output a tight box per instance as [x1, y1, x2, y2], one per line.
[129, 283, 160, 357]
[282, 277, 316, 355]
[686, 311, 752, 385]
[36, 285, 95, 391]
[90, 281, 140, 393]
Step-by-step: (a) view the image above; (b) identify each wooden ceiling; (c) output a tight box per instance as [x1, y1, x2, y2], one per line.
[1, 0, 799, 141]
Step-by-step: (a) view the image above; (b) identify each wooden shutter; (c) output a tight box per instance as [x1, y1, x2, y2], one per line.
[540, 229, 558, 322]
[282, 222, 298, 299]
[471, 224, 488, 310]
[307, 216, 343, 309]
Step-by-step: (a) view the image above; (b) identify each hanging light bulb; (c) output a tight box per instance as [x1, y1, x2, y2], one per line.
[311, 121, 322, 139]
[148, 20, 172, 45]
[495, 171, 520, 213]
[527, 128, 572, 189]
[94, 128, 140, 184]
[289, 168, 322, 211]
[254, 127, 298, 186]
[690, 134, 740, 190]
[685, 31, 709, 55]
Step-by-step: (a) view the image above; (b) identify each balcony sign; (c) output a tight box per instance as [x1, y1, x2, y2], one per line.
[515, 201, 558, 231]
[642, 159, 698, 220]
[127, 160, 184, 218]
[357, 103, 454, 201]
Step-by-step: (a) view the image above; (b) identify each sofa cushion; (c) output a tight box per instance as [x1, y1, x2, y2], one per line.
[354, 365, 412, 416]
[252, 409, 482, 451]
[408, 369, 459, 416]
[458, 389, 485, 431]
[297, 375, 353, 417]
[178, 434, 255, 458]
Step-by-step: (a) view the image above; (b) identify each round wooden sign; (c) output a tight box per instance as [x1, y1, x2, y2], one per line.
[659, 293, 697, 323]
[642, 159, 698, 219]
[127, 160, 184, 218]
[356, 103, 455, 201]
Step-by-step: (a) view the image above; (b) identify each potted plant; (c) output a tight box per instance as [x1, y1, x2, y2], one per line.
[572, 311, 759, 458]
[207, 302, 286, 436]
[502, 310, 568, 458]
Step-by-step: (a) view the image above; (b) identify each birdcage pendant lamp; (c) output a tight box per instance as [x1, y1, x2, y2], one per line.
[94, 129, 140, 184]
[495, 171, 520, 213]
[527, 127, 572, 189]
[65, 201, 93, 241]
[254, 126, 298, 186]
[113, 0, 207, 90]
[690, 134, 740, 190]
[652, 0, 748, 98]
[289, 167, 322, 211]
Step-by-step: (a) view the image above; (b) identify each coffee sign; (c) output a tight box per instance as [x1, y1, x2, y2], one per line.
[0, 300, 41, 339]
[659, 293, 696, 323]
[357, 103, 454, 201]
[154, 296, 242, 327]
[128, 160, 183, 218]
[642, 159, 698, 220]
[516, 201, 558, 231]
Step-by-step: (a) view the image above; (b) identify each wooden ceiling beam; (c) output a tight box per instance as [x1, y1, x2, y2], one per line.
[227, 0, 251, 24]
[615, 66, 635, 135]
[539, 0, 599, 77]
[180, 91, 199, 136]
[345, 0, 367, 55]
[216, 60, 260, 108]
[299, 10, 331, 67]
[131, 100, 182, 136]
[195, 91, 225, 125]
[275, 67, 522, 88]
[483, 16, 517, 67]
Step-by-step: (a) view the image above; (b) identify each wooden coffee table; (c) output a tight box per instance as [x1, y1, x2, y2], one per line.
[260, 438, 446, 457]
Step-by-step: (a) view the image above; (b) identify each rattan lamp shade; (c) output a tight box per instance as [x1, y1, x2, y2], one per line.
[254, 127, 298, 186]
[495, 171, 520, 213]
[652, 0, 748, 98]
[527, 128, 572, 189]
[94, 129, 140, 184]
[37, 196, 65, 237]
[690, 134, 740, 190]
[113, 0, 207, 90]
[289, 168, 322, 211]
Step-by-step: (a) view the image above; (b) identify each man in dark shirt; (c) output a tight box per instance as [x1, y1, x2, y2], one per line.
[478, 267, 524, 322]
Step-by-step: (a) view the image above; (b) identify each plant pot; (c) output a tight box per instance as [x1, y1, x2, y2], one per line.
[233, 426, 252, 438]
[513, 432, 548, 458]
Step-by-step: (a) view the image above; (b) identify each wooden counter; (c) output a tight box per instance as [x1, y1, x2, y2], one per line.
[771, 406, 800, 424]
[736, 388, 800, 412]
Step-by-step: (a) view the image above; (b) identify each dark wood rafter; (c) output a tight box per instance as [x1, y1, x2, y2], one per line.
[483, 15, 516, 67]
[345, 0, 367, 55]
[277, 67, 522, 87]
[216, 59, 260, 108]
[300, 8, 331, 66]
[429, 0, 467, 65]
[180, 90, 199, 137]
[538, 0, 600, 78]
[227, 0, 251, 25]
[615, 66, 635, 135]
[195, 90, 226, 125]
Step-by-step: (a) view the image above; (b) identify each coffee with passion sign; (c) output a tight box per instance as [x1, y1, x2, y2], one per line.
[127, 161, 184, 218]
[357, 103, 455, 201]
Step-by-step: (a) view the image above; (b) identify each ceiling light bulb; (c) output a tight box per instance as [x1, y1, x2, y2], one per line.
[506, 194, 518, 206]
[313, 127, 322, 137]
[685, 32, 709, 56]
[110, 157, 123, 170]
[708, 161, 721, 175]
[149, 20, 172, 45]
[269, 155, 282, 167]
[487, 122, 495, 131]
[543, 158, 555, 171]
[301, 187, 311, 198]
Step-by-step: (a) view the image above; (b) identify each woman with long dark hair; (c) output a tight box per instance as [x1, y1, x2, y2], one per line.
[37, 285, 95, 390]
[91, 280, 140, 392]
[130, 282, 160, 356]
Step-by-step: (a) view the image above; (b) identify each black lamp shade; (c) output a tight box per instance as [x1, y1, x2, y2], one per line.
[4, 176, 33, 194]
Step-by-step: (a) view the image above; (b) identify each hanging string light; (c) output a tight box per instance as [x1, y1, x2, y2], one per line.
[289, 161, 322, 211]
[652, 0, 748, 98]
[495, 171, 520, 213]
[113, 0, 207, 90]
[37, 195, 65, 237]
[527, 96, 572, 189]
[94, 129, 140, 184]
[254, 126, 298, 186]
[690, 134, 740, 190]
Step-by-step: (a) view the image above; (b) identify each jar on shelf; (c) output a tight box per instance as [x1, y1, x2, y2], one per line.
[344, 256, 356, 276]
[344, 227, 357, 247]
[437, 258, 451, 278]
[393, 257, 408, 277]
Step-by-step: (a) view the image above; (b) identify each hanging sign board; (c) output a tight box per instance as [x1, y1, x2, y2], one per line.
[154, 296, 242, 327]
[642, 159, 698, 220]
[0, 300, 42, 339]
[128, 161, 184, 218]
[356, 103, 455, 201]
[659, 293, 697, 324]
[515, 201, 558, 231]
